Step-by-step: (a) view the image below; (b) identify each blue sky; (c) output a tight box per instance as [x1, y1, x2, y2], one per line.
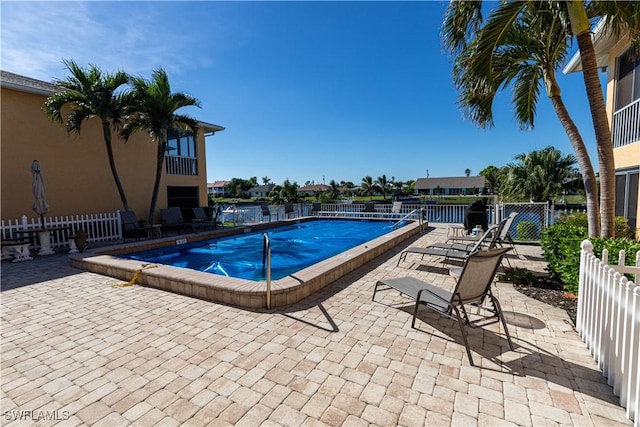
[1, 1, 601, 186]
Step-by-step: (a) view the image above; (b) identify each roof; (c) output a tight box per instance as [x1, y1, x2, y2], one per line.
[1, 70, 225, 133]
[414, 176, 485, 190]
[563, 18, 624, 73]
[298, 184, 331, 192]
[248, 184, 275, 193]
[208, 181, 229, 188]
[1, 70, 58, 96]
[200, 120, 225, 134]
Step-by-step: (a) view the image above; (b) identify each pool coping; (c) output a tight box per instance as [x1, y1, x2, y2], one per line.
[69, 217, 424, 309]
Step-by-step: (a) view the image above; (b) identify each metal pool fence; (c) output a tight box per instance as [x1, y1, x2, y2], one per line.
[0, 201, 585, 250]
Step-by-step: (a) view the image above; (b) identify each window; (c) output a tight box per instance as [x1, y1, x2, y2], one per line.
[166, 129, 196, 158]
[615, 169, 639, 231]
[165, 129, 198, 176]
[615, 49, 640, 111]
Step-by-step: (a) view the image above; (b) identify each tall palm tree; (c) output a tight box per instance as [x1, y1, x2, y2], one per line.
[360, 176, 376, 200]
[504, 146, 577, 203]
[563, 1, 640, 237]
[44, 59, 132, 210]
[464, 168, 471, 177]
[442, 1, 601, 236]
[121, 68, 201, 225]
[443, 0, 640, 237]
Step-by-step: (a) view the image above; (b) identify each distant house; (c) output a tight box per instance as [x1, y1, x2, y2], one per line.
[208, 180, 229, 197]
[248, 184, 275, 198]
[298, 184, 330, 196]
[414, 176, 486, 196]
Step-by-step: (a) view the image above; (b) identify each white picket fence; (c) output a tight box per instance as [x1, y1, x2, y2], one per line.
[578, 239, 640, 426]
[1, 212, 122, 249]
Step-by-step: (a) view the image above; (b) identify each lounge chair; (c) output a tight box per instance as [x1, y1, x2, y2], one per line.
[161, 207, 196, 236]
[447, 212, 519, 267]
[311, 203, 322, 216]
[261, 203, 272, 222]
[120, 210, 150, 242]
[391, 201, 403, 218]
[495, 212, 520, 265]
[374, 247, 514, 366]
[284, 203, 296, 219]
[191, 207, 217, 231]
[397, 219, 507, 267]
[362, 202, 376, 217]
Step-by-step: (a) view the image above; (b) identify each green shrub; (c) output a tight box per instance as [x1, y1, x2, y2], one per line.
[556, 212, 588, 227]
[541, 213, 640, 295]
[500, 267, 536, 285]
[555, 211, 633, 238]
[515, 221, 538, 240]
[540, 223, 587, 294]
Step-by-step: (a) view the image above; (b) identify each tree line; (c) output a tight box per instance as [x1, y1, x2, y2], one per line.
[220, 174, 417, 203]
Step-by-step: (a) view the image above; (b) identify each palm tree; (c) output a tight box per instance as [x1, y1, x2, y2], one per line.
[262, 176, 271, 185]
[442, 1, 601, 237]
[375, 174, 391, 200]
[443, 0, 640, 237]
[464, 168, 471, 177]
[269, 179, 300, 204]
[121, 68, 201, 225]
[360, 176, 376, 200]
[562, 1, 640, 237]
[480, 165, 507, 196]
[504, 146, 577, 203]
[328, 180, 341, 200]
[44, 59, 132, 210]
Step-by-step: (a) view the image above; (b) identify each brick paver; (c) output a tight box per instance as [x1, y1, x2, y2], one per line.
[0, 224, 631, 426]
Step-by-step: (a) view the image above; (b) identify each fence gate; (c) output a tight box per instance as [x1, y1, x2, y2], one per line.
[496, 202, 549, 243]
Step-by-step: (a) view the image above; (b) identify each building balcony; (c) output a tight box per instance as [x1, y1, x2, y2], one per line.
[612, 98, 640, 148]
[165, 155, 197, 176]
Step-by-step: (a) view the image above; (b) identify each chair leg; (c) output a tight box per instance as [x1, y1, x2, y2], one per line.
[489, 293, 515, 351]
[451, 305, 475, 366]
[397, 252, 407, 266]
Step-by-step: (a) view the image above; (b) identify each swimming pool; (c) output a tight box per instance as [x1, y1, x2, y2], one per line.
[70, 217, 423, 308]
[122, 220, 399, 281]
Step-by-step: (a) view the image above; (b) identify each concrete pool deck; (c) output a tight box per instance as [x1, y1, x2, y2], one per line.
[0, 224, 630, 426]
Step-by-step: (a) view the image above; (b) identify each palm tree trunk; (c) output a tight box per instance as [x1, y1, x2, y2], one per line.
[102, 121, 129, 211]
[148, 141, 165, 225]
[549, 95, 600, 237]
[566, 2, 616, 238]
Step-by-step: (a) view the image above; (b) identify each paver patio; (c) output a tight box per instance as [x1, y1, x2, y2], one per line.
[1, 224, 630, 426]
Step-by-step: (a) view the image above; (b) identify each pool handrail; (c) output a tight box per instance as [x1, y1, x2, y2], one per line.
[262, 232, 272, 309]
[393, 208, 424, 231]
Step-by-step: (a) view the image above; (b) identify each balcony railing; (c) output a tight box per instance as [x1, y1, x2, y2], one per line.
[165, 155, 197, 176]
[613, 98, 640, 148]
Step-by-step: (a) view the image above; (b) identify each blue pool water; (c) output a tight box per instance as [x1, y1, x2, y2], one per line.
[122, 219, 400, 281]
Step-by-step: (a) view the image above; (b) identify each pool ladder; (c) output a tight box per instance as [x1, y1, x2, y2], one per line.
[262, 233, 272, 309]
[392, 208, 426, 232]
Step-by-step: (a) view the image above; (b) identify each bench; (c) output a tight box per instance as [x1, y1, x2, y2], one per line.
[1, 239, 33, 262]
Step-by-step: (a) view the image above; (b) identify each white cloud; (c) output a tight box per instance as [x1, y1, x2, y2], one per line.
[1, 1, 227, 82]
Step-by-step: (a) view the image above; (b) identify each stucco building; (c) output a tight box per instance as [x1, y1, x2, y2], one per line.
[1, 70, 224, 224]
[565, 21, 640, 237]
